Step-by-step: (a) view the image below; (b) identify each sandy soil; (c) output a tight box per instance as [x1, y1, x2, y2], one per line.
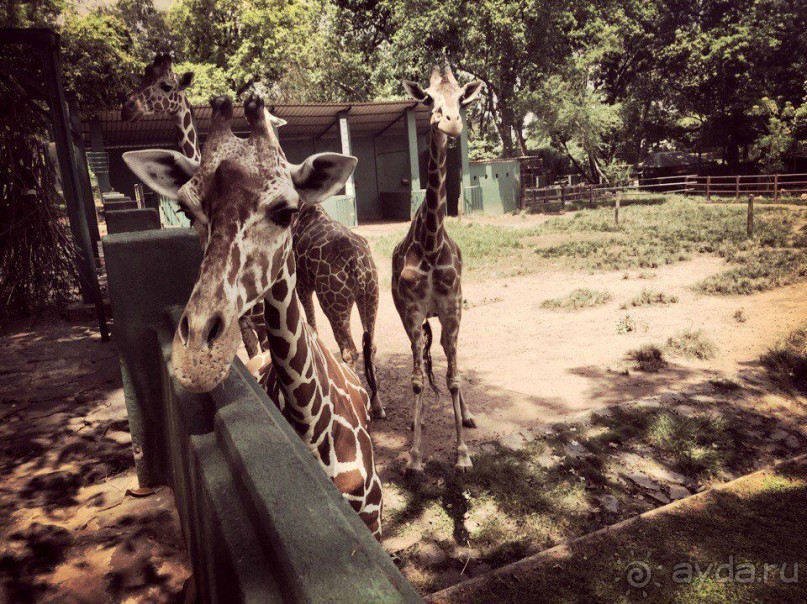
[0, 320, 190, 603]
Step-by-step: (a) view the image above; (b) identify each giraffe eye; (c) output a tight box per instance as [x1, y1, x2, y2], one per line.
[160, 82, 173, 92]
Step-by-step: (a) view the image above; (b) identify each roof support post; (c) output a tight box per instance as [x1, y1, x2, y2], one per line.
[338, 110, 355, 198]
[458, 107, 472, 216]
[39, 32, 109, 340]
[88, 115, 111, 192]
[405, 108, 421, 191]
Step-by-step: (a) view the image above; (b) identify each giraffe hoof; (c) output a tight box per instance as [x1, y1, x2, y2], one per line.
[455, 458, 473, 473]
[372, 407, 387, 420]
[462, 417, 477, 429]
[404, 463, 424, 476]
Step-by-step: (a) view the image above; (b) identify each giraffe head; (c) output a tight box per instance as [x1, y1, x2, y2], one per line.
[403, 65, 483, 138]
[123, 94, 357, 392]
[121, 53, 194, 122]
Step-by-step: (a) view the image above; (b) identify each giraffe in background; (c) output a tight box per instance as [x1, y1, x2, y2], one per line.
[392, 66, 483, 473]
[123, 93, 383, 536]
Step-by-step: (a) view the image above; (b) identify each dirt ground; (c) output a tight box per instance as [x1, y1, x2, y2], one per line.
[0, 319, 190, 603]
[310, 216, 807, 476]
[2, 211, 806, 601]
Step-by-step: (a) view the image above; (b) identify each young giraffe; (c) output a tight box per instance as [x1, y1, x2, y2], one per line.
[123, 94, 383, 536]
[123, 57, 385, 417]
[122, 54, 284, 358]
[392, 66, 483, 473]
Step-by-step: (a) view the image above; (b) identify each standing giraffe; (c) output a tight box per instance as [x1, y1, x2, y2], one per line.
[121, 54, 285, 358]
[123, 94, 383, 536]
[122, 56, 385, 417]
[392, 66, 483, 473]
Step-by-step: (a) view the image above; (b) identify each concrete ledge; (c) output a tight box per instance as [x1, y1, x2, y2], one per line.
[104, 199, 138, 211]
[104, 229, 421, 602]
[106, 208, 160, 234]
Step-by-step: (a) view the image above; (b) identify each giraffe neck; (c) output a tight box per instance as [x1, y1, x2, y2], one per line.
[260, 249, 325, 420]
[416, 127, 447, 254]
[173, 95, 201, 162]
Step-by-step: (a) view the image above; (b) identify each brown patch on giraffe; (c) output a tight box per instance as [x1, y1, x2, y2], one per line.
[313, 405, 331, 438]
[333, 421, 357, 463]
[317, 437, 331, 466]
[333, 469, 364, 496]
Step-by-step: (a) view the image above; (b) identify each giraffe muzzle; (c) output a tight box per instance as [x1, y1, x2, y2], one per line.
[172, 309, 241, 393]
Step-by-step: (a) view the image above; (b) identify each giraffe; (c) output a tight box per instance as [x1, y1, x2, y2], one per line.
[392, 66, 483, 474]
[122, 56, 385, 417]
[292, 206, 385, 418]
[121, 54, 286, 358]
[122, 93, 384, 536]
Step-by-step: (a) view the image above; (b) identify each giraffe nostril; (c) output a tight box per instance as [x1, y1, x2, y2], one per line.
[179, 315, 189, 346]
[205, 314, 224, 347]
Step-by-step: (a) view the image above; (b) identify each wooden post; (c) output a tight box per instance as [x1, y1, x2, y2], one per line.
[134, 183, 144, 208]
[774, 173, 779, 203]
[735, 175, 740, 201]
[589, 184, 594, 208]
[706, 175, 711, 201]
[747, 194, 754, 237]
[615, 191, 621, 226]
[560, 185, 566, 211]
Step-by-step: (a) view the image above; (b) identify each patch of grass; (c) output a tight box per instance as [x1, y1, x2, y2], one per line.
[531, 198, 807, 288]
[665, 329, 718, 360]
[760, 326, 807, 392]
[455, 463, 807, 604]
[623, 288, 679, 308]
[647, 412, 732, 477]
[616, 314, 636, 334]
[733, 309, 747, 323]
[696, 249, 807, 295]
[540, 288, 612, 310]
[627, 344, 666, 372]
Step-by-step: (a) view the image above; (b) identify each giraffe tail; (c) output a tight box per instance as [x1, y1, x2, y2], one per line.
[422, 320, 441, 397]
[362, 331, 378, 404]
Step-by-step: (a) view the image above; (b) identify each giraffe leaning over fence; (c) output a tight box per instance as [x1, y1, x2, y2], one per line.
[122, 93, 384, 537]
[121, 53, 287, 358]
[122, 55, 385, 417]
[392, 66, 483, 474]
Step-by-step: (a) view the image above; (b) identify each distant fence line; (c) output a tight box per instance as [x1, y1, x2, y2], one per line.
[520, 172, 807, 211]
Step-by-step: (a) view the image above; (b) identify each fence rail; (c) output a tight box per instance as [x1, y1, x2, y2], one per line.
[521, 172, 807, 210]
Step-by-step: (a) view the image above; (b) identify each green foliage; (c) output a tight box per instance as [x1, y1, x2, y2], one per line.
[60, 9, 141, 113]
[173, 61, 232, 104]
[624, 288, 678, 308]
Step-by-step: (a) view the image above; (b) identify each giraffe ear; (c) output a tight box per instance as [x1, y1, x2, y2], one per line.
[122, 149, 198, 201]
[178, 71, 194, 91]
[267, 112, 287, 128]
[461, 80, 484, 106]
[403, 80, 430, 104]
[290, 153, 357, 204]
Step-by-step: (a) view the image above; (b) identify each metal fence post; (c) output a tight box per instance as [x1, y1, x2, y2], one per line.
[615, 191, 621, 226]
[735, 175, 740, 201]
[706, 175, 711, 200]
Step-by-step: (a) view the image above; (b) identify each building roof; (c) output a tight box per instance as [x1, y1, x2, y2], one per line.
[82, 100, 433, 149]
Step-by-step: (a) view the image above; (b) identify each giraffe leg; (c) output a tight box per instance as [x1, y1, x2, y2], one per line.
[357, 279, 385, 419]
[405, 320, 426, 474]
[440, 316, 472, 471]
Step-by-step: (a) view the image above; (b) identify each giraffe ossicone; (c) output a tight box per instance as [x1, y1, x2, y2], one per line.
[392, 65, 483, 474]
[126, 93, 383, 537]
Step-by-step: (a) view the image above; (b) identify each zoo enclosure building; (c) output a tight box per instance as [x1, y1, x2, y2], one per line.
[82, 101, 522, 227]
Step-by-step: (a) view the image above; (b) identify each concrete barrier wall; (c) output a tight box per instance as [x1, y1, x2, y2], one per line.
[103, 229, 420, 603]
[106, 208, 161, 234]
